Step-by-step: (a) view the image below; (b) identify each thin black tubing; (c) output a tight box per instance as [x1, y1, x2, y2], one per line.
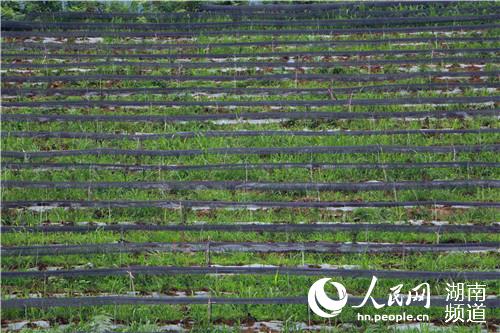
[3, 82, 498, 97]
[4, 47, 498, 59]
[2, 57, 497, 70]
[3, 161, 499, 172]
[5, 55, 499, 71]
[3, 180, 499, 191]
[4, 37, 498, 51]
[2, 222, 498, 234]
[3, 265, 499, 280]
[6, 128, 498, 140]
[4, 109, 498, 123]
[2, 144, 499, 159]
[4, 295, 498, 309]
[2, 200, 498, 210]
[4, 71, 497, 83]
[4, 96, 498, 109]
[3, 241, 499, 257]
[3, 24, 498, 37]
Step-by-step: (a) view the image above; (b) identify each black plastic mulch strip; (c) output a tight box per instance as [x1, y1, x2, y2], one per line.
[3, 180, 500, 191]
[3, 83, 498, 97]
[5, 295, 498, 309]
[6, 128, 499, 140]
[3, 266, 499, 280]
[5, 56, 499, 70]
[3, 24, 498, 37]
[198, 2, 461, 11]
[4, 71, 497, 83]
[25, 2, 497, 16]
[3, 241, 499, 257]
[3, 144, 499, 159]
[3, 200, 497, 210]
[5, 15, 499, 31]
[3, 57, 497, 70]
[20, 10, 429, 20]
[5, 96, 498, 109]
[3, 162, 499, 172]
[5, 37, 498, 51]
[4, 47, 498, 59]
[4, 109, 498, 123]
[23, 5, 489, 19]
[23, 13, 482, 22]
[3, 222, 498, 234]
[21, 2, 478, 19]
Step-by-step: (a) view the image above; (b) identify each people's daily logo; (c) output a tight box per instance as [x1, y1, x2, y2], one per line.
[307, 278, 348, 318]
[308, 276, 486, 323]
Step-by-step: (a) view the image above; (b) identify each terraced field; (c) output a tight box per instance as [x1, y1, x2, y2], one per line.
[1, 1, 499, 332]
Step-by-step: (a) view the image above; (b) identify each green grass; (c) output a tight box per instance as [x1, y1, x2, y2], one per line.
[1, 2, 499, 331]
